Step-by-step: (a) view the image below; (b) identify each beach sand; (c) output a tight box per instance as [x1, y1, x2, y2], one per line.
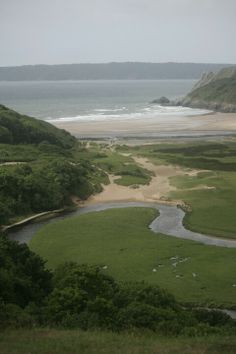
[53, 112, 236, 138]
[79, 155, 208, 207]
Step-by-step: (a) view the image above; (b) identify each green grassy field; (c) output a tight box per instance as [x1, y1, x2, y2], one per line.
[169, 171, 236, 238]
[73, 143, 152, 186]
[117, 141, 236, 238]
[30, 208, 236, 307]
[0, 329, 235, 354]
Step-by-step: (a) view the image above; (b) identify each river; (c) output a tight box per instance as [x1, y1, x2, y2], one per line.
[7, 201, 236, 319]
[8, 202, 236, 248]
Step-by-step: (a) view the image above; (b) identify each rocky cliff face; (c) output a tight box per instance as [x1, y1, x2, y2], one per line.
[181, 66, 236, 112]
[191, 72, 215, 91]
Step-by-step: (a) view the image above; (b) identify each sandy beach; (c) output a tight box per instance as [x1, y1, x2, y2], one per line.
[53, 112, 236, 138]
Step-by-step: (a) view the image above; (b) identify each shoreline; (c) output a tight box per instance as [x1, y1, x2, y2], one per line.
[2, 208, 70, 233]
[52, 112, 236, 139]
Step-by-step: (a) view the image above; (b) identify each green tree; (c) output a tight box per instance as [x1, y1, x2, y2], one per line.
[0, 236, 52, 307]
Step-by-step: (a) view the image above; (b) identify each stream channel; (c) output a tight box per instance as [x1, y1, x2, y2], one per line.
[7, 201, 236, 319]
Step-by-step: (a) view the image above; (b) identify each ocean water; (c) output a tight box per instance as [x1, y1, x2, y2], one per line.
[0, 80, 211, 122]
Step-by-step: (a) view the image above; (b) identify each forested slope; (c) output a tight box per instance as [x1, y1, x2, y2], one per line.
[0, 105, 101, 225]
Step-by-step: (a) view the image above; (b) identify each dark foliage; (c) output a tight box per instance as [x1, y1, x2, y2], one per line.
[0, 105, 75, 148]
[44, 262, 236, 335]
[0, 239, 235, 335]
[0, 106, 100, 225]
[0, 236, 52, 308]
[0, 160, 94, 224]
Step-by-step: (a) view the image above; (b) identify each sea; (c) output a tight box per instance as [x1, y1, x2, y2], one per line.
[0, 80, 211, 123]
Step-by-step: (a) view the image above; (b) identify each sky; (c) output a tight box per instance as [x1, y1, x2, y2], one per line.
[1, 0, 236, 66]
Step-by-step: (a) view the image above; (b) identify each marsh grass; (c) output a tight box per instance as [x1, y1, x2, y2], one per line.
[30, 208, 236, 307]
[119, 141, 236, 238]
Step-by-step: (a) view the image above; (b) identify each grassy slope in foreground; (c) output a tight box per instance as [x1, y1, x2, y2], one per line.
[1, 329, 236, 354]
[30, 208, 236, 307]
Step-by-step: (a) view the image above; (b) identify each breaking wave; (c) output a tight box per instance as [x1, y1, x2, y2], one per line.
[45, 105, 212, 123]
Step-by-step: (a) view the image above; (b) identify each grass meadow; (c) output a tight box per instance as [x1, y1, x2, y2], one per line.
[117, 140, 236, 238]
[30, 208, 236, 307]
[1, 329, 236, 354]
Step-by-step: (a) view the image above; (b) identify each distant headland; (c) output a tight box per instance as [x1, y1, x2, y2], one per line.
[0, 62, 233, 81]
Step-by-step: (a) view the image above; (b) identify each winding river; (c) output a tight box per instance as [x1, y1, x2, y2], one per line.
[8, 201, 236, 248]
[7, 201, 236, 319]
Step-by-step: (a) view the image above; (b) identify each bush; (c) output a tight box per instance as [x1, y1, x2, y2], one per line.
[46, 287, 86, 325]
[0, 242, 235, 335]
[0, 236, 52, 307]
[193, 308, 233, 327]
[52, 263, 118, 301]
[114, 282, 177, 309]
[0, 302, 34, 329]
[117, 302, 176, 331]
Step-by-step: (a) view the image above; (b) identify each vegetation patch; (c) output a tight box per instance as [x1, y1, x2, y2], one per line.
[0, 107, 106, 225]
[118, 141, 236, 239]
[30, 208, 236, 307]
[1, 235, 236, 338]
[1, 329, 236, 354]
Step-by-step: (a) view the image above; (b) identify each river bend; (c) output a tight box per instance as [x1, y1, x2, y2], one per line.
[8, 202, 236, 248]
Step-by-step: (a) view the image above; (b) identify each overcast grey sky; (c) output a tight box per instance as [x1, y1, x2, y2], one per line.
[1, 0, 236, 66]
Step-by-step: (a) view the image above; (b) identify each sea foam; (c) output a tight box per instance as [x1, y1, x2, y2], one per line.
[45, 105, 212, 123]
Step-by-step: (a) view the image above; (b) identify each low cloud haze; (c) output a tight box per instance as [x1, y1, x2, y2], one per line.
[1, 0, 236, 66]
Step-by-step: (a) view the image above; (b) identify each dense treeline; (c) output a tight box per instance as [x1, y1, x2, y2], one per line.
[0, 105, 102, 225]
[0, 159, 95, 224]
[0, 236, 235, 335]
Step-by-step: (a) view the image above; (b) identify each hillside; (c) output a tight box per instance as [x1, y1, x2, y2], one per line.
[0, 62, 232, 81]
[0, 105, 103, 225]
[0, 104, 75, 147]
[181, 66, 236, 112]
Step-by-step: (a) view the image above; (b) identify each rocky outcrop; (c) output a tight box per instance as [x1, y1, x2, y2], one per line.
[181, 98, 236, 113]
[181, 66, 236, 113]
[191, 72, 215, 91]
[150, 96, 180, 106]
[150, 96, 170, 105]
[150, 66, 236, 112]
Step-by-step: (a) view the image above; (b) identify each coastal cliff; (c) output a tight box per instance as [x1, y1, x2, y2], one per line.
[181, 66, 236, 112]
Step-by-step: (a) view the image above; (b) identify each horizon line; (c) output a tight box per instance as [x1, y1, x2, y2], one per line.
[0, 61, 235, 68]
